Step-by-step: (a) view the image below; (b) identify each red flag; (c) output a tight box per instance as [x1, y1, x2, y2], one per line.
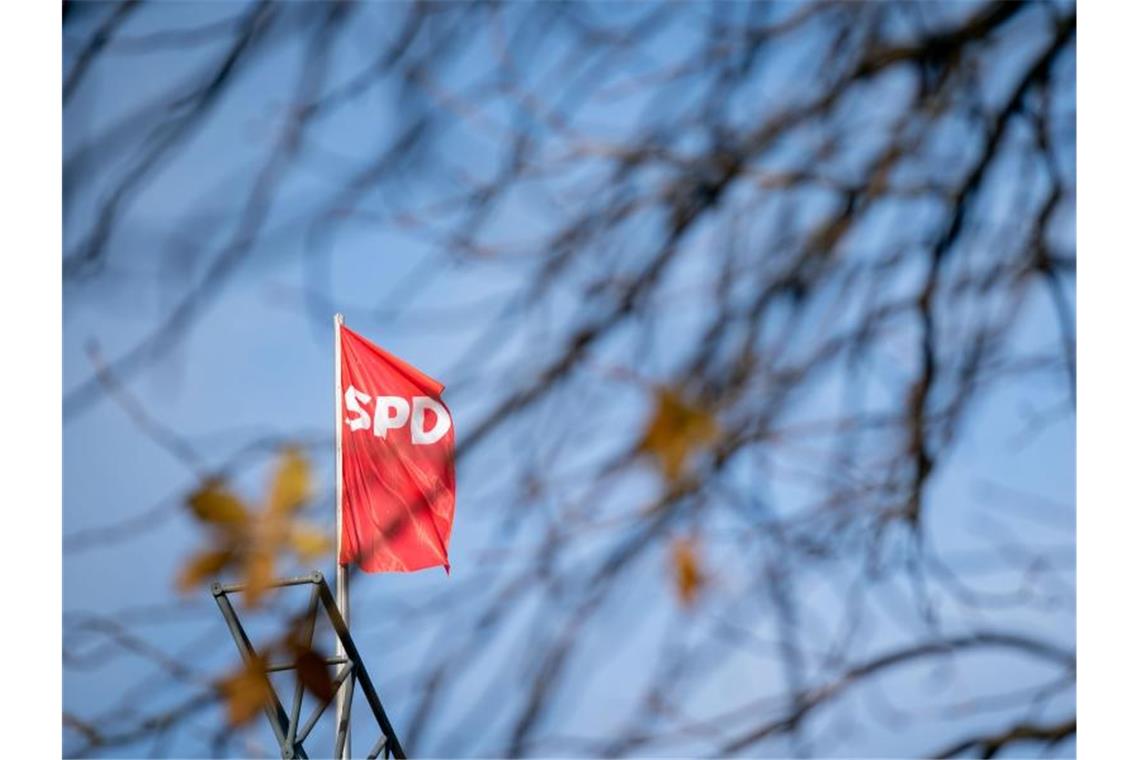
[338, 325, 455, 573]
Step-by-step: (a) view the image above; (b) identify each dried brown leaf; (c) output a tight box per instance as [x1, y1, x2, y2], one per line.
[639, 387, 720, 481]
[292, 646, 336, 703]
[268, 447, 313, 516]
[218, 656, 272, 726]
[672, 537, 706, 606]
[187, 481, 249, 526]
[176, 549, 233, 592]
[289, 524, 333, 562]
[180, 444, 319, 608]
[242, 549, 275, 607]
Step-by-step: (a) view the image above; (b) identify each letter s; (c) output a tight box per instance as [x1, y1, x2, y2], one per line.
[344, 385, 371, 432]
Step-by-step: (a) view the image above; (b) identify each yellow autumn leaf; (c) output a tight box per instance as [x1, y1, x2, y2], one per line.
[176, 549, 233, 592]
[180, 443, 320, 607]
[672, 537, 706, 607]
[289, 523, 333, 562]
[242, 548, 276, 607]
[187, 481, 249, 526]
[218, 656, 273, 726]
[638, 387, 720, 481]
[267, 447, 313, 516]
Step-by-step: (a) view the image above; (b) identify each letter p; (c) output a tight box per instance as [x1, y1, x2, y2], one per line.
[373, 396, 410, 438]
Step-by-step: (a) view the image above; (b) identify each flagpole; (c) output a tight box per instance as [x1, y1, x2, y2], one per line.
[334, 312, 351, 759]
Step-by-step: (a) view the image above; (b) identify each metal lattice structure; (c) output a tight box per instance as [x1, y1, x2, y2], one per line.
[211, 572, 407, 759]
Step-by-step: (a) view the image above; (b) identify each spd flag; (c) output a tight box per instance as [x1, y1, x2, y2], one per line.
[338, 325, 455, 573]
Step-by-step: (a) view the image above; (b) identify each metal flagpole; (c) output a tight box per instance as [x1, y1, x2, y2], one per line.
[334, 312, 351, 759]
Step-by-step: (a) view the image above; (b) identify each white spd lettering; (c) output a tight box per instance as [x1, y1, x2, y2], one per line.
[411, 396, 450, 445]
[344, 386, 372, 431]
[344, 386, 451, 444]
[373, 396, 410, 439]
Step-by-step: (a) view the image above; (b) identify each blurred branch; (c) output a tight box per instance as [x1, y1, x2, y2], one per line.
[934, 715, 1076, 758]
[717, 631, 1073, 755]
[63, 0, 141, 103]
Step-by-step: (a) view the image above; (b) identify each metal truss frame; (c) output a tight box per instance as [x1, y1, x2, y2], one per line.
[212, 572, 407, 759]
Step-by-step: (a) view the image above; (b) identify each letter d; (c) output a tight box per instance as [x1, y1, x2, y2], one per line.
[411, 397, 452, 444]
